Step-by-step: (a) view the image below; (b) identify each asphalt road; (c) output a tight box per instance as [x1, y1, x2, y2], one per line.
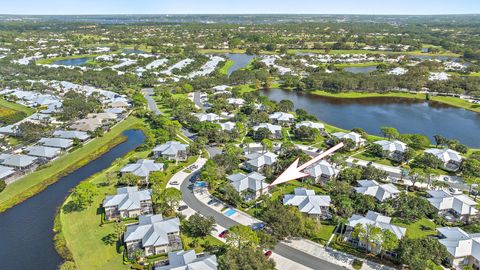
[180, 173, 344, 270]
[141, 88, 161, 115]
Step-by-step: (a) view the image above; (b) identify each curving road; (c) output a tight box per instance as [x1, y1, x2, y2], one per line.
[180, 173, 344, 270]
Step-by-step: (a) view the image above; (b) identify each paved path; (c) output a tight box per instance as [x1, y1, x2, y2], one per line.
[141, 88, 161, 115]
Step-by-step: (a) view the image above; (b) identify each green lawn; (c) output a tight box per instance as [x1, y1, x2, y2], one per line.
[430, 96, 480, 113]
[0, 98, 35, 115]
[351, 152, 396, 166]
[180, 233, 224, 253]
[288, 49, 460, 57]
[310, 90, 426, 100]
[314, 224, 336, 243]
[270, 180, 327, 201]
[0, 116, 144, 212]
[392, 218, 437, 239]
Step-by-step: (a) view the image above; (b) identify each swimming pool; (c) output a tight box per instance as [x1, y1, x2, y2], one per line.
[224, 208, 237, 217]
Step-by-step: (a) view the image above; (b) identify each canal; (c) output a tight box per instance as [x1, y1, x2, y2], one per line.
[0, 129, 145, 270]
[260, 89, 480, 147]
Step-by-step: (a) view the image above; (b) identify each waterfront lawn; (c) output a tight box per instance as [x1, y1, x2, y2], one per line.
[218, 60, 234, 75]
[392, 218, 437, 239]
[0, 117, 144, 212]
[310, 90, 426, 100]
[430, 96, 480, 113]
[0, 98, 35, 115]
[351, 152, 396, 167]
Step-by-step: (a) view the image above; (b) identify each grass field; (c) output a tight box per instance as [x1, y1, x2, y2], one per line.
[0, 98, 35, 116]
[430, 96, 480, 113]
[393, 218, 437, 239]
[0, 116, 144, 212]
[310, 90, 426, 100]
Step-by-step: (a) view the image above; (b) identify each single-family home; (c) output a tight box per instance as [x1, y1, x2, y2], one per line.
[283, 188, 331, 220]
[437, 227, 480, 269]
[354, 180, 400, 202]
[194, 113, 220, 122]
[304, 160, 337, 184]
[269, 112, 295, 126]
[253, 123, 282, 140]
[120, 159, 164, 183]
[0, 154, 37, 170]
[332, 131, 366, 148]
[25, 146, 61, 160]
[244, 151, 278, 172]
[103, 186, 153, 220]
[124, 214, 182, 257]
[212, 85, 231, 93]
[70, 118, 103, 132]
[219, 121, 236, 131]
[427, 190, 479, 223]
[86, 112, 118, 122]
[227, 172, 268, 201]
[153, 141, 188, 161]
[295, 121, 325, 131]
[156, 250, 218, 270]
[53, 130, 90, 141]
[346, 211, 406, 254]
[425, 148, 463, 172]
[227, 98, 245, 106]
[374, 140, 408, 161]
[38, 137, 73, 150]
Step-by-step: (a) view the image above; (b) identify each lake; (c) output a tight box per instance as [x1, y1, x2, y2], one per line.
[344, 66, 378, 74]
[53, 57, 91, 66]
[260, 89, 480, 147]
[224, 53, 255, 76]
[0, 129, 145, 270]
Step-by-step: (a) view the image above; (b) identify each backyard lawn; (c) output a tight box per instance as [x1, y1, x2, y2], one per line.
[392, 218, 437, 239]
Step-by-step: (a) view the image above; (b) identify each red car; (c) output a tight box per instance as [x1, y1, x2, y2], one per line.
[218, 230, 229, 238]
[264, 250, 273, 258]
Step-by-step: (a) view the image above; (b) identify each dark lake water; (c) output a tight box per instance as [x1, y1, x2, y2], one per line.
[344, 66, 377, 73]
[260, 89, 480, 147]
[0, 129, 145, 270]
[224, 53, 255, 76]
[53, 57, 91, 66]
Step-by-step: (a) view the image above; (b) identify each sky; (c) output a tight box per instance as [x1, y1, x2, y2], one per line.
[1, 0, 480, 15]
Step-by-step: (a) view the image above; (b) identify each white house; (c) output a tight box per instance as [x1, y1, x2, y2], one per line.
[427, 190, 479, 223]
[425, 148, 463, 172]
[153, 141, 188, 161]
[354, 180, 400, 202]
[269, 112, 295, 126]
[304, 160, 337, 184]
[244, 151, 278, 172]
[253, 123, 282, 139]
[374, 140, 407, 161]
[103, 187, 153, 220]
[120, 159, 164, 183]
[437, 227, 480, 269]
[295, 121, 325, 131]
[227, 172, 268, 200]
[194, 113, 220, 122]
[346, 211, 406, 253]
[332, 131, 366, 148]
[283, 188, 331, 220]
[124, 214, 182, 257]
[156, 250, 218, 270]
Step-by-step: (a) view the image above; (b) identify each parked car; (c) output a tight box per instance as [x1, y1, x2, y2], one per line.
[178, 205, 188, 211]
[218, 230, 229, 238]
[264, 250, 273, 258]
[448, 187, 462, 195]
[170, 181, 179, 185]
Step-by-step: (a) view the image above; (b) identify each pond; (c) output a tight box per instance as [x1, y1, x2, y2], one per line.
[224, 53, 255, 76]
[0, 129, 146, 270]
[344, 66, 378, 74]
[52, 57, 91, 66]
[260, 89, 480, 147]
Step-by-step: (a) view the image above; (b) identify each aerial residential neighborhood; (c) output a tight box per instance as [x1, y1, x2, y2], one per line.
[1, 2, 480, 270]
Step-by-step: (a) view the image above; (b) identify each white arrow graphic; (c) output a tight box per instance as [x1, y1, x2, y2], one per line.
[269, 142, 344, 186]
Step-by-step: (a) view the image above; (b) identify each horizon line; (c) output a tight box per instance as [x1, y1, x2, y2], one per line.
[1, 13, 480, 16]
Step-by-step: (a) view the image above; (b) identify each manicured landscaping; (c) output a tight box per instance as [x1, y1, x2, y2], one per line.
[218, 60, 234, 75]
[0, 116, 144, 212]
[310, 90, 426, 100]
[430, 96, 480, 113]
[393, 218, 437, 239]
[0, 98, 35, 115]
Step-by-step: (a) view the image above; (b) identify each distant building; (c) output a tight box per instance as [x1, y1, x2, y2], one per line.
[332, 132, 366, 148]
[124, 214, 182, 257]
[374, 140, 408, 161]
[283, 188, 331, 220]
[53, 130, 90, 141]
[295, 121, 325, 131]
[244, 151, 277, 172]
[38, 137, 73, 150]
[253, 123, 282, 140]
[269, 112, 295, 126]
[103, 187, 153, 220]
[156, 250, 218, 270]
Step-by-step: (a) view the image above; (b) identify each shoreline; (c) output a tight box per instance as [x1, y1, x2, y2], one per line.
[0, 116, 144, 213]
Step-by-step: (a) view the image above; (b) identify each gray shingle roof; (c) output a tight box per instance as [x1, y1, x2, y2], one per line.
[120, 159, 164, 177]
[156, 250, 218, 270]
[227, 172, 266, 193]
[103, 187, 152, 211]
[0, 154, 37, 168]
[153, 141, 188, 156]
[124, 215, 180, 247]
[25, 146, 60, 158]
